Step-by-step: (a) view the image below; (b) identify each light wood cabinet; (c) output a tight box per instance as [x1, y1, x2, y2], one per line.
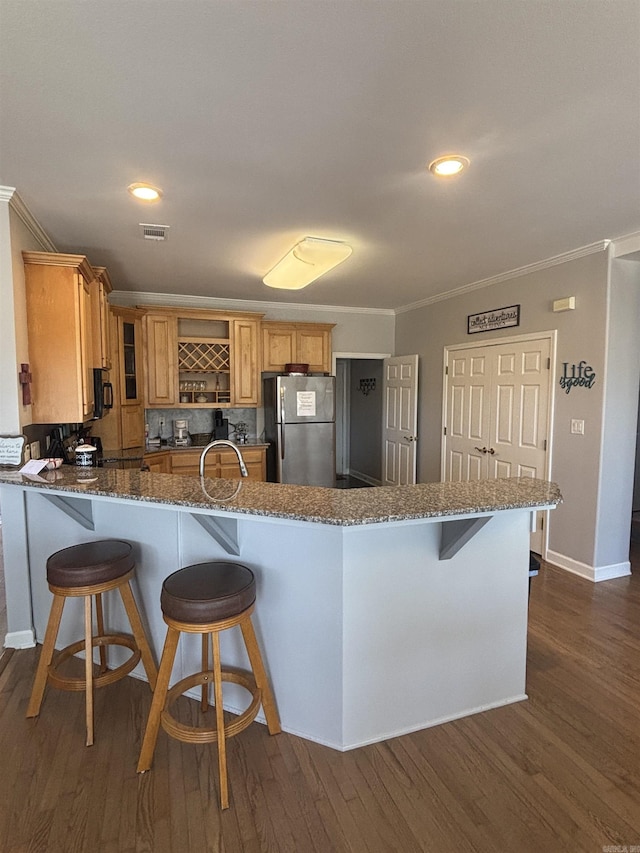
[232, 317, 261, 405]
[23, 251, 96, 423]
[143, 313, 177, 406]
[169, 446, 267, 481]
[143, 451, 171, 473]
[90, 266, 112, 370]
[99, 306, 145, 450]
[141, 307, 263, 409]
[262, 321, 334, 373]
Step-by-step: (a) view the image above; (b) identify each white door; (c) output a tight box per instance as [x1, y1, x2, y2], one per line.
[382, 355, 419, 485]
[443, 336, 552, 552]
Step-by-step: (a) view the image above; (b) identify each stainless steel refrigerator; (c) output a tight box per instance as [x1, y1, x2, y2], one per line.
[263, 375, 336, 487]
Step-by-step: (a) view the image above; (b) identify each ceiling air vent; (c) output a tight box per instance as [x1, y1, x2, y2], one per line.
[139, 223, 169, 241]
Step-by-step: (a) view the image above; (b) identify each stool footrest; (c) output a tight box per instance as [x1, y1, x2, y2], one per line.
[161, 667, 261, 744]
[47, 633, 141, 691]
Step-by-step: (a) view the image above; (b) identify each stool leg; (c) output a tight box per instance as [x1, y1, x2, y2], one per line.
[84, 594, 95, 747]
[137, 626, 179, 773]
[95, 592, 108, 674]
[201, 633, 210, 712]
[211, 631, 229, 809]
[119, 581, 158, 690]
[26, 594, 65, 719]
[240, 617, 281, 735]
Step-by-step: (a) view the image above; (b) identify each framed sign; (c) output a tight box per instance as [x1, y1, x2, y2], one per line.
[0, 435, 26, 467]
[468, 305, 520, 335]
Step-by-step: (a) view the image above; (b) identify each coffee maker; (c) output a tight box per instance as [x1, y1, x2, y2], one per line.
[172, 418, 191, 447]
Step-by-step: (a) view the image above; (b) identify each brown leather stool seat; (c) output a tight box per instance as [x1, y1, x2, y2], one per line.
[47, 540, 136, 587]
[160, 562, 256, 623]
[27, 540, 157, 746]
[137, 560, 281, 810]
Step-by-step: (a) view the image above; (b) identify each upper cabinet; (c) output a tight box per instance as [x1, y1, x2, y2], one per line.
[143, 312, 177, 406]
[23, 251, 96, 423]
[102, 306, 145, 449]
[262, 321, 334, 374]
[90, 266, 113, 370]
[142, 307, 263, 408]
[232, 317, 261, 406]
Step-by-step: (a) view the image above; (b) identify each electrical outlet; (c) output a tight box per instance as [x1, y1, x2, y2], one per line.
[24, 442, 31, 462]
[159, 417, 165, 434]
[30, 440, 40, 460]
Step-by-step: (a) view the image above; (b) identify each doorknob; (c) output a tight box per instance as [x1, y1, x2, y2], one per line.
[488, 447, 496, 455]
[403, 435, 417, 442]
[474, 446, 488, 454]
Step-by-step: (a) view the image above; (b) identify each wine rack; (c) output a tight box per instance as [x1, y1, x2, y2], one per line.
[177, 337, 231, 405]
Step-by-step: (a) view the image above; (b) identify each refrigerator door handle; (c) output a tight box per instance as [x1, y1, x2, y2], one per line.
[280, 386, 286, 459]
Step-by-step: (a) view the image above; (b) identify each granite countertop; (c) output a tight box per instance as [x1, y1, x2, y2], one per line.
[0, 468, 562, 527]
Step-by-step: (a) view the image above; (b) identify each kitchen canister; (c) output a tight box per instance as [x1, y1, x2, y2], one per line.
[75, 444, 97, 467]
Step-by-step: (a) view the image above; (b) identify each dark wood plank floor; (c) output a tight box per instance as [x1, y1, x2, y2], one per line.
[1, 549, 639, 852]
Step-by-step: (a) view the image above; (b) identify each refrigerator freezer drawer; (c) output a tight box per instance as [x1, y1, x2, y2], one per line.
[276, 421, 335, 487]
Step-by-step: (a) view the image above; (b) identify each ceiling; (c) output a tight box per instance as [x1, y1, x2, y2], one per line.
[1, 1, 639, 312]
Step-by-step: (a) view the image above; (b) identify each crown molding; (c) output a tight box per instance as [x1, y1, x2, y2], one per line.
[395, 240, 611, 315]
[611, 231, 640, 259]
[0, 186, 57, 252]
[109, 290, 395, 316]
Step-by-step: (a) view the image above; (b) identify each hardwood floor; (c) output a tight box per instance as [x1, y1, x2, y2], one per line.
[1, 550, 639, 852]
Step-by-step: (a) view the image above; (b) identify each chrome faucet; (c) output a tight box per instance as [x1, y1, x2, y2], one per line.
[199, 439, 249, 478]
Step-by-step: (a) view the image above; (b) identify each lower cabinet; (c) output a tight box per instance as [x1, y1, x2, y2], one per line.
[143, 451, 171, 473]
[168, 446, 267, 481]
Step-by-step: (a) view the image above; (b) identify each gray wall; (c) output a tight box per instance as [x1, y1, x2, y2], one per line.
[395, 251, 612, 568]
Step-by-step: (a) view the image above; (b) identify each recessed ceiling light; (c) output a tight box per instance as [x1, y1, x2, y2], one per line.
[428, 155, 470, 177]
[128, 182, 163, 201]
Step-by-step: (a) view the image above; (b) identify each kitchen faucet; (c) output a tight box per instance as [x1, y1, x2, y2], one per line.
[199, 439, 249, 478]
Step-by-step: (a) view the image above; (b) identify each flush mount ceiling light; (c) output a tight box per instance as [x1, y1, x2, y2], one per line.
[127, 182, 163, 201]
[428, 155, 470, 177]
[263, 237, 353, 290]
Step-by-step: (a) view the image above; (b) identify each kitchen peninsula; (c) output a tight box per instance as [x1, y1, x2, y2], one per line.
[0, 470, 561, 750]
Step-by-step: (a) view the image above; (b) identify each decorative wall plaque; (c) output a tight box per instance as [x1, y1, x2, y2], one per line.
[0, 435, 26, 467]
[468, 305, 520, 334]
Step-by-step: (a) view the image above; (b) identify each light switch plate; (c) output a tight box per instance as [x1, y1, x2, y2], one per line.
[570, 419, 585, 435]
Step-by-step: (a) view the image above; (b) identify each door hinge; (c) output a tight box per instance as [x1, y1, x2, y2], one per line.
[540, 516, 544, 530]
[543, 439, 547, 451]
[445, 365, 449, 375]
[443, 426, 447, 436]
[546, 357, 551, 370]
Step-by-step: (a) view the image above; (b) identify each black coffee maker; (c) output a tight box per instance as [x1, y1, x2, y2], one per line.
[213, 409, 229, 440]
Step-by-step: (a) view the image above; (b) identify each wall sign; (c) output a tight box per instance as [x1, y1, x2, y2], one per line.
[559, 361, 596, 394]
[0, 435, 26, 467]
[467, 305, 520, 334]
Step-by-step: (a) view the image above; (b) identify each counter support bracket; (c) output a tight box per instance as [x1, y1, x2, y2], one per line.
[40, 494, 95, 531]
[440, 515, 491, 560]
[190, 513, 240, 556]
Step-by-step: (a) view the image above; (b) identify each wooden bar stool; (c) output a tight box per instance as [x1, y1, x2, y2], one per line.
[26, 540, 157, 746]
[137, 561, 280, 809]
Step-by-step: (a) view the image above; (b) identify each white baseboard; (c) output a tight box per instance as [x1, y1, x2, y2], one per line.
[546, 550, 631, 583]
[4, 629, 35, 649]
[347, 469, 382, 487]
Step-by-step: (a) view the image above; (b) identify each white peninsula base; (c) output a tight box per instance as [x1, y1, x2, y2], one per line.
[1, 476, 555, 751]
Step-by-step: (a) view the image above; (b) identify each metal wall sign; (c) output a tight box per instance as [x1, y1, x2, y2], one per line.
[559, 361, 596, 394]
[467, 305, 520, 334]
